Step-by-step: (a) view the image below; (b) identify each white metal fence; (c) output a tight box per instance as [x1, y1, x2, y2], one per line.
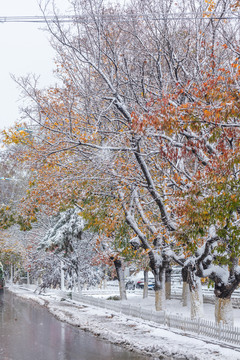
[80, 286, 240, 309]
[71, 292, 240, 346]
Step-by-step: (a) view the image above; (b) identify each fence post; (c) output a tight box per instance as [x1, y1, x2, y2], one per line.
[165, 312, 169, 327]
[163, 311, 166, 326]
[198, 318, 200, 335]
[218, 321, 222, 341]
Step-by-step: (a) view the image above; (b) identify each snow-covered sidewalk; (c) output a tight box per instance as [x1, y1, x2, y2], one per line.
[6, 285, 240, 360]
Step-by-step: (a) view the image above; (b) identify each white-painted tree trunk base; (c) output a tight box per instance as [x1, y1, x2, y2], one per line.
[155, 289, 165, 311]
[215, 297, 233, 325]
[143, 284, 148, 299]
[165, 282, 171, 300]
[182, 281, 189, 307]
[190, 285, 203, 319]
[119, 279, 127, 300]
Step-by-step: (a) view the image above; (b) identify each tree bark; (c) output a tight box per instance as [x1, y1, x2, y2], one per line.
[182, 282, 189, 307]
[189, 278, 203, 319]
[114, 259, 127, 300]
[165, 264, 172, 300]
[27, 271, 30, 286]
[143, 269, 148, 299]
[10, 264, 13, 284]
[182, 267, 189, 306]
[77, 275, 81, 294]
[61, 260, 65, 291]
[213, 281, 236, 325]
[215, 297, 233, 325]
[154, 267, 165, 311]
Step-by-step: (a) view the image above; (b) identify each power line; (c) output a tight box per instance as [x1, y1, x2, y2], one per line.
[0, 16, 75, 23]
[0, 14, 239, 24]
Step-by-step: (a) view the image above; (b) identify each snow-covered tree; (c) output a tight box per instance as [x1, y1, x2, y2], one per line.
[39, 207, 103, 290]
[2, 0, 240, 319]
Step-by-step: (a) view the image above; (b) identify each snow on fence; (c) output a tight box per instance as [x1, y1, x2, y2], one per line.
[71, 292, 240, 346]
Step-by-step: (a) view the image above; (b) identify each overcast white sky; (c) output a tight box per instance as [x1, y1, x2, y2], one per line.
[0, 0, 70, 131]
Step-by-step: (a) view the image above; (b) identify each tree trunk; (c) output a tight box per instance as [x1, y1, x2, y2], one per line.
[104, 269, 107, 289]
[215, 297, 233, 325]
[114, 259, 127, 300]
[154, 267, 165, 311]
[182, 267, 189, 306]
[190, 278, 203, 319]
[77, 276, 81, 293]
[73, 278, 76, 292]
[213, 277, 239, 325]
[61, 260, 65, 291]
[165, 264, 172, 300]
[143, 269, 148, 299]
[27, 271, 30, 286]
[182, 282, 189, 306]
[10, 264, 13, 284]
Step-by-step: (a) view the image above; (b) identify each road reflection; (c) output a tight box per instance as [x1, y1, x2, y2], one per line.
[0, 290, 148, 360]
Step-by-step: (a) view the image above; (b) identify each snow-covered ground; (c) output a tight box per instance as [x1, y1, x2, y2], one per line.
[6, 284, 240, 360]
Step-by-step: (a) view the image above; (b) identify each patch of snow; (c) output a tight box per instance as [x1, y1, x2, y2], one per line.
[202, 265, 229, 285]
[208, 225, 217, 238]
